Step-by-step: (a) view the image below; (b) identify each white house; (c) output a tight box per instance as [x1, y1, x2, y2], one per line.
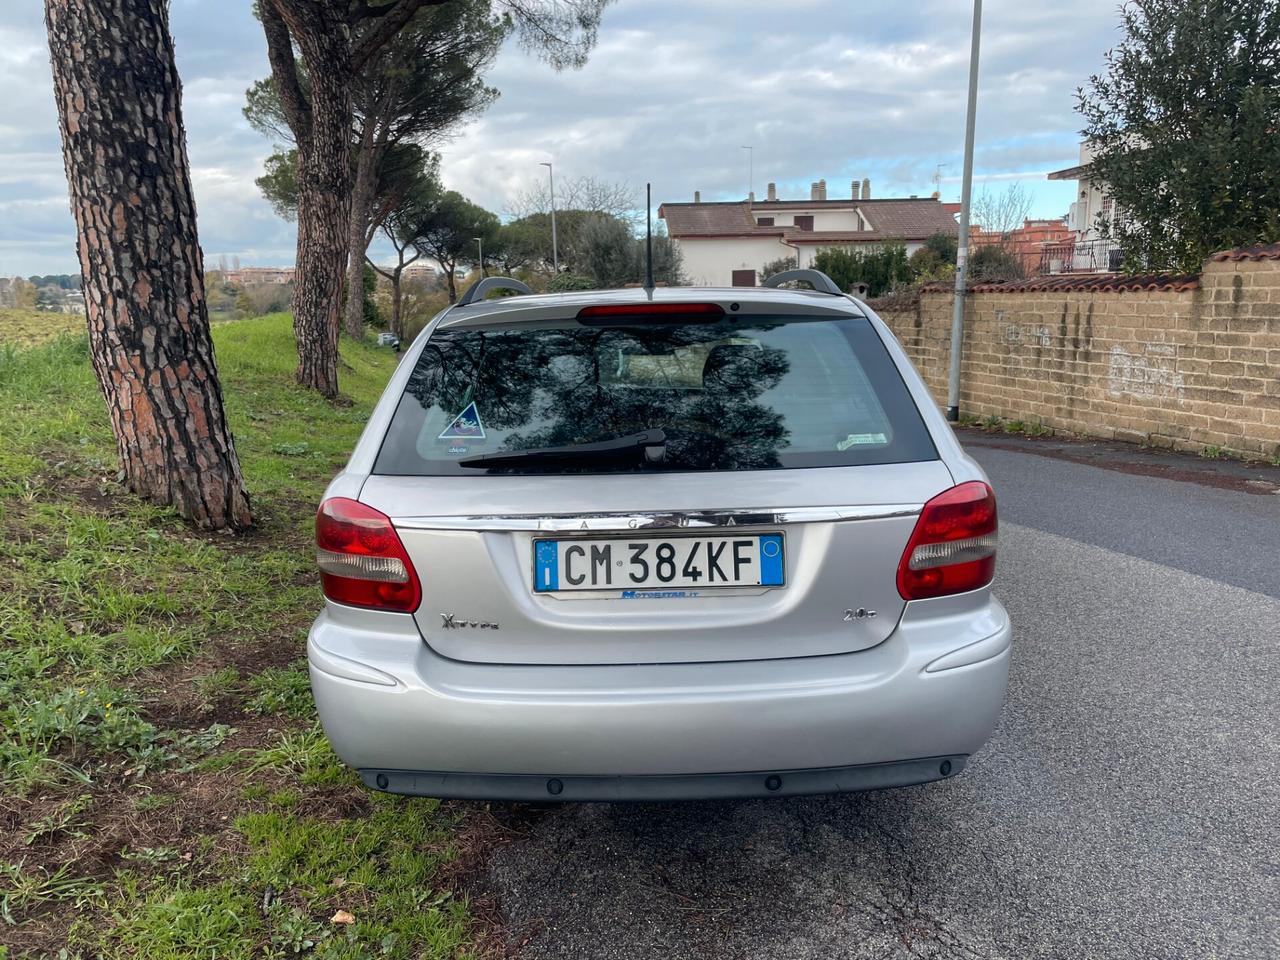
[1047, 141, 1123, 272]
[659, 180, 960, 287]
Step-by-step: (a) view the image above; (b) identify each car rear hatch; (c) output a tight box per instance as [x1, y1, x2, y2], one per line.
[358, 300, 952, 666]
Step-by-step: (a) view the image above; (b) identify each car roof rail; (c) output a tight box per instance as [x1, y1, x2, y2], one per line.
[455, 276, 533, 306]
[760, 269, 843, 296]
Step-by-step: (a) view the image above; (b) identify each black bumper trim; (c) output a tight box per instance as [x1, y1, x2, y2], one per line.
[359, 755, 967, 802]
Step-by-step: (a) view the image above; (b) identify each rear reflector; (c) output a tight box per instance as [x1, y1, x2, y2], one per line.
[316, 498, 421, 612]
[897, 481, 998, 601]
[577, 302, 725, 321]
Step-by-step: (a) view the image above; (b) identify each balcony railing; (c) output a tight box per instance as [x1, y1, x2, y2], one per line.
[1038, 239, 1123, 275]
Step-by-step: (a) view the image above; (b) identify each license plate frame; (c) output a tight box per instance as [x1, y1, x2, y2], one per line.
[532, 533, 786, 594]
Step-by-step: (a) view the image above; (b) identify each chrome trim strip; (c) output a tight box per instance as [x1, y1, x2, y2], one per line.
[392, 504, 923, 532]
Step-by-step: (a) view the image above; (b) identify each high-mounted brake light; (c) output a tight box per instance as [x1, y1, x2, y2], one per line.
[897, 481, 998, 601]
[316, 498, 421, 612]
[577, 302, 725, 320]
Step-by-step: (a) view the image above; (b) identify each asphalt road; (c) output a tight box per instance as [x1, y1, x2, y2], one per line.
[481, 436, 1280, 959]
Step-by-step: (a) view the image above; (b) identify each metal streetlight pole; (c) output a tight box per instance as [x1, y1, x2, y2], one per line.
[540, 161, 559, 274]
[474, 237, 484, 277]
[947, 0, 983, 423]
[741, 145, 753, 200]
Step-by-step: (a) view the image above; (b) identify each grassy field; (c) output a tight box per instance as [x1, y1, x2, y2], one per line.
[0, 309, 82, 347]
[0, 315, 497, 958]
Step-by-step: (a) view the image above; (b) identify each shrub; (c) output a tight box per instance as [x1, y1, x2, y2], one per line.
[814, 242, 911, 297]
[759, 255, 798, 280]
[547, 272, 597, 292]
[968, 244, 1025, 283]
[923, 232, 958, 264]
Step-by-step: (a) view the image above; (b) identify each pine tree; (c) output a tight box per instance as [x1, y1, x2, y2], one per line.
[45, 0, 252, 530]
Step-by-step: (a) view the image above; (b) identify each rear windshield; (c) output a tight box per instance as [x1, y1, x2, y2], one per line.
[373, 314, 937, 475]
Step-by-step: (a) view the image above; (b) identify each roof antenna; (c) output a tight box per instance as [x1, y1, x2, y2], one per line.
[643, 182, 655, 296]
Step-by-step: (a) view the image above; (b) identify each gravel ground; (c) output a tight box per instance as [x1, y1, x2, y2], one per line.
[481, 440, 1280, 959]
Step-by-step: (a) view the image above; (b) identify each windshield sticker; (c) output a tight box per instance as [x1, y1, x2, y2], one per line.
[837, 432, 888, 451]
[438, 401, 486, 441]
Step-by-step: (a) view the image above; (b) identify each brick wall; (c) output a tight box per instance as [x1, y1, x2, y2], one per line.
[871, 245, 1280, 459]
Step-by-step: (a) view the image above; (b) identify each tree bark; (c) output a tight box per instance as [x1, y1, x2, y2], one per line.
[445, 260, 458, 302]
[290, 28, 351, 397]
[390, 271, 404, 337]
[265, 0, 351, 399]
[343, 122, 380, 340]
[45, 0, 252, 531]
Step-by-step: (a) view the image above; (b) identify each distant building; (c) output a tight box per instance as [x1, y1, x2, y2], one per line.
[220, 266, 295, 285]
[971, 218, 1073, 275]
[659, 179, 960, 287]
[400, 262, 438, 283]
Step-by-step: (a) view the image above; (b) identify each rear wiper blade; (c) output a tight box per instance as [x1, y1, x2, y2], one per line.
[457, 430, 667, 469]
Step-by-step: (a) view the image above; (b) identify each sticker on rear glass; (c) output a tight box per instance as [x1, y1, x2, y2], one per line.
[438, 401, 486, 441]
[837, 432, 887, 451]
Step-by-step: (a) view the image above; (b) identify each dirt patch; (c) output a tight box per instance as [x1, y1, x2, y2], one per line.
[139, 641, 307, 733]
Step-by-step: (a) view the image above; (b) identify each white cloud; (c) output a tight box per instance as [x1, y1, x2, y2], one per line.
[1, 0, 1120, 276]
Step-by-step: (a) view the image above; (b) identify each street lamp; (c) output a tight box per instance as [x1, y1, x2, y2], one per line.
[540, 161, 559, 274]
[473, 237, 484, 277]
[947, 0, 983, 423]
[741, 145, 753, 201]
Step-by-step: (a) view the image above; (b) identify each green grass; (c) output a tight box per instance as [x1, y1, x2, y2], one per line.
[0, 315, 483, 957]
[247, 663, 315, 719]
[101, 798, 474, 960]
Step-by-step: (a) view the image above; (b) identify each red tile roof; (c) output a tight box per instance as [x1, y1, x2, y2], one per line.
[1208, 242, 1280, 262]
[966, 273, 1200, 293]
[659, 198, 958, 243]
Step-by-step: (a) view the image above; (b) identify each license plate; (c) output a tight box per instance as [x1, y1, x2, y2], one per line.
[533, 534, 785, 593]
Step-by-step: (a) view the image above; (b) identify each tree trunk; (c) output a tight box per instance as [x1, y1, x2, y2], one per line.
[343, 127, 380, 340]
[445, 262, 457, 302]
[290, 29, 351, 398]
[390, 270, 403, 337]
[45, 0, 252, 531]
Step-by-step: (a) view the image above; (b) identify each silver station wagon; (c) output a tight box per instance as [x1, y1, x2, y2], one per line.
[309, 270, 1011, 801]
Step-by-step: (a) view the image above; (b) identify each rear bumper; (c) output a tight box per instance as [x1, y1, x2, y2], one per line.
[308, 591, 1011, 799]
[360, 756, 967, 802]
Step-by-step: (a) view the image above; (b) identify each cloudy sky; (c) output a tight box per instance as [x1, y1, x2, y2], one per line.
[0, 0, 1122, 277]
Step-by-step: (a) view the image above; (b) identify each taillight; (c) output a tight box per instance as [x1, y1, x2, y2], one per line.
[897, 481, 998, 601]
[316, 498, 421, 612]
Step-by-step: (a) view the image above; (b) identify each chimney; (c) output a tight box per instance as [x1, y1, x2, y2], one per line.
[767, 182, 777, 202]
[862, 178, 871, 199]
[810, 182, 821, 201]
[694, 190, 701, 203]
[818, 179, 828, 201]
[748, 190, 755, 202]
[851, 179, 861, 200]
